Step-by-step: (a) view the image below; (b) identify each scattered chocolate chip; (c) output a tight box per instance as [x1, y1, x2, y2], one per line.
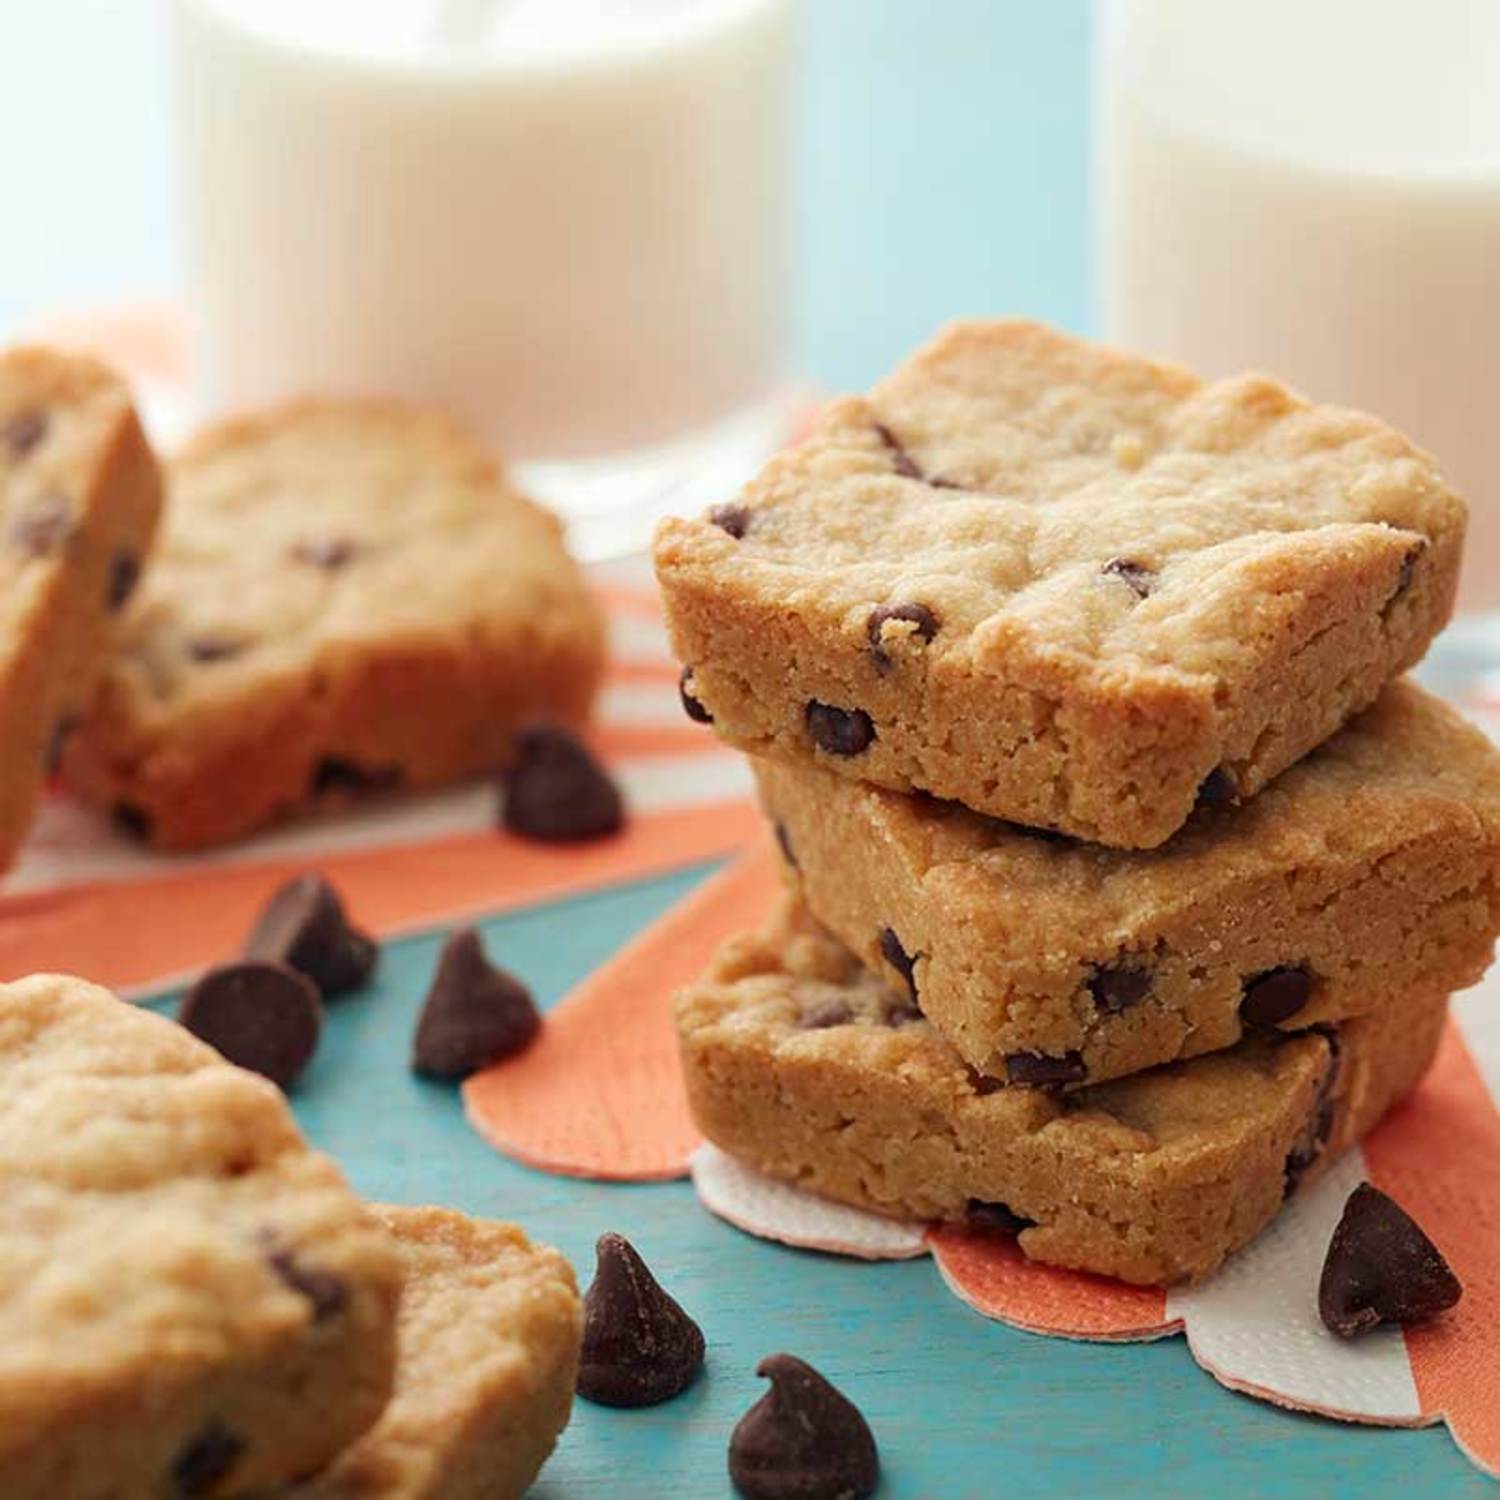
[263, 1243, 348, 1322]
[107, 549, 141, 610]
[874, 420, 923, 480]
[799, 999, 854, 1030]
[412, 927, 540, 1079]
[709, 503, 751, 539]
[1195, 767, 1239, 809]
[729, 1353, 879, 1500]
[679, 666, 713, 724]
[1240, 965, 1313, 1027]
[577, 1232, 705, 1407]
[43, 715, 77, 775]
[1319, 1182, 1462, 1339]
[242, 871, 379, 997]
[179, 961, 323, 1090]
[1005, 1050, 1087, 1087]
[171, 1420, 245, 1497]
[1284, 1032, 1341, 1198]
[292, 536, 357, 569]
[877, 927, 917, 1000]
[187, 634, 248, 663]
[773, 821, 797, 869]
[1101, 557, 1154, 598]
[9, 495, 72, 554]
[500, 723, 625, 842]
[114, 802, 152, 842]
[312, 758, 403, 796]
[866, 602, 940, 668]
[805, 700, 875, 757]
[1088, 964, 1151, 1014]
[2, 408, 48, 458]
[965, 1199, 1036, 1235]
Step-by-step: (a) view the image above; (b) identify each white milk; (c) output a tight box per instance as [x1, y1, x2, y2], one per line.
[173, 0, 792, 464]
[1099, 0, 1500, 611]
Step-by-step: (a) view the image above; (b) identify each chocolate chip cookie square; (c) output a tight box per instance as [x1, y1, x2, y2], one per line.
[0, 346, 162, 873]
[675, 900, 1449, 1286]
[63, 399, 605, 849]
[654, 320, 1465, 848]
[0, 973, 401, 1497]
[758, 679, 1500, 1087]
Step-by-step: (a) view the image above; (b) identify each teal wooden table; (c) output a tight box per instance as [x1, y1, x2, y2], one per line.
[143, 866, 1492, 1498]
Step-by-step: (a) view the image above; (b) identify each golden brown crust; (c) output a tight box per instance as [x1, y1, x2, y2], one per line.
[0, 347, 162, 871]
[654, 320, 1465, 847]
[293, 1205, 580, 1500]
[676, 900, 1449, 1286]
[64, 398, 605, 848]
[757, 679, 1500, 1083]
[0, 974, 401, 1498]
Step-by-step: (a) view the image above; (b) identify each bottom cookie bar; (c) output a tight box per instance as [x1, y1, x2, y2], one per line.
[676, 902, 1448, 1286]
[292, 1206, 581, 1500]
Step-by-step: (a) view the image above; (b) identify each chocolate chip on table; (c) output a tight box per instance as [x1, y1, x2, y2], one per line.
[729, 1353, 879, 1500]
[187, 634, 248, 664]
[805, 700, 875, 757]
[1195, 766, 1239, 809]
[262, 1240, 348, 1322]
[242, 871, 379, 997]
[679, 666, 713, 724]
[965, 1199, 1036, 1235]
[866, 601, 940, 668]
[1319, 1182, 1462, 1339]
[107, 549, 141, 609]
[2, 408, 48, 459]
[499, 723, 625, 842]
[411, 927, 541, 1079]
[709, 503, 751, 539]
[312, 758, 403, 796]
[799, 999, 854, 1029]
[1005, 1050, 1087, 1087]
[1101, 557, 1154, 598]
[292, 536, 357, 569]
[170, 1420, 245, 1497]
[179, 961, 323, 1090]
[1088, 963, 1151, 1013]
[576, 1232, 706, 1407]
[9, 495, 72, 554]
[1239, 965, 1313, 1027]
[877, 927, 917, 1000]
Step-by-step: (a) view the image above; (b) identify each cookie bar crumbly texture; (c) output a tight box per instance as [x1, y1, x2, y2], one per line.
[292, 1205, 580, 1500]
[756, 680, 1500, 1085]
[63, 400, 606, 849]
[653, 320, 1466, 848]
[675, 902, 1449, 1286]
[0, 347, 162, 871]
[0, 974, 401, 1498]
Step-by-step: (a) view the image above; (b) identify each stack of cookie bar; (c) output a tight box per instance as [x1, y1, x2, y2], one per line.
[654, 321, 1500, 1286]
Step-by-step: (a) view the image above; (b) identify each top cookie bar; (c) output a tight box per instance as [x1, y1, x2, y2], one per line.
[655, 321, 1464, 847]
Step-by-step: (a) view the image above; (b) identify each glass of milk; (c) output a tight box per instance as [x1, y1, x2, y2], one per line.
[172, 0, 794, 557]
[1098, 0, 1500, 653]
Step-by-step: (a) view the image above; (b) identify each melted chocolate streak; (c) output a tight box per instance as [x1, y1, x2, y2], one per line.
[874, 423, 963, 490]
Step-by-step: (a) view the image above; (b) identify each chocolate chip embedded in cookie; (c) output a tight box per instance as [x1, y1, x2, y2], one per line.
[805, 701, 874, 757]
[751, 681, 1500, 1088]
[1319, 1183, 1462, 1338]
[412, 928, 541, 1080]
[59, 398, 603, 850]
[576, 1233, 705, 1408]
[0, 347, 162, 875]
[655, 319, 1466, 848]
[728, 1354, 879, 1500]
